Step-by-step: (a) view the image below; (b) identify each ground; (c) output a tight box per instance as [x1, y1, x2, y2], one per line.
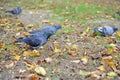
[0, 0, 120, 80]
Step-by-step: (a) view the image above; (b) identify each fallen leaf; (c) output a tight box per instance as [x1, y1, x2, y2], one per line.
[68, 50, 77, 56]
[91, 74, 101, 80]
[23, 50, 40, 57]
[71, 60, 80, 63]
[54, 48, 61, 53]
[16, 22, 24, 27]
[70, 44, 77, 50]
[34, 66, 46, 76]
[107, 72, 118, 77]
[42, 20, 50, 23]
[97, 65, 106, 72]
[23, 51, 30, 57]
[44, 57, 52, 63]
[79, 70, 90, 77]
[13, 54, 21, 61]
[36, 60, 43, 65]
[30, 50, 40, 57]
[23, 32, 30, 36]
[5, 61, 17, 69]
[0, 43, 5, 48]
[27, 24, 34, 28]
[24, 61, 36, 71]
[81, 56, 89, 65]
[82, 27, 90, 36]
[16, 27, 22, 31]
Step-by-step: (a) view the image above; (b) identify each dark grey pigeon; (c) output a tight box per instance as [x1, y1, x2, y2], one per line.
[6, 6, 22, 15]
[15, 24, 61, 49]
[30, 24, 61, 35]
[94, 26, 118, 37]
[116, 12, 120, 16]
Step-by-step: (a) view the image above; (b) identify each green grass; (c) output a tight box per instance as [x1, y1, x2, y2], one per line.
[2, 0, 118, 21]
[56, 27, 74, 35]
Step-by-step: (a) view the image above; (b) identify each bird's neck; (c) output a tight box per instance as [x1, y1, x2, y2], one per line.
[44, 32, 51, 39]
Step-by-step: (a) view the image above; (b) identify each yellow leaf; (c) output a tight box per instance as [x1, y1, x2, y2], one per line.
[23, 32, 30, 36]
[70, 44, 77, 50]
[54, 48, 61, 53]
[23, 50, 40, 57]
[116, 31, 120, 37]
[16, 27, 22, 31]
[23, 51, 30, 57]
[27, 24, 34, 28]
[82, 27, 90, 36]
[16, 22, 24, 27]
[30, 50, 40, 57]
[13, 54, 21, 61]
[34, 66, 46, 76]
[53, 41, 60, 48]
[52, 69, 57, 74]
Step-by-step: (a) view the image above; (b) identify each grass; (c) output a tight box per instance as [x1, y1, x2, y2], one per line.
[2, 0, 119, 22]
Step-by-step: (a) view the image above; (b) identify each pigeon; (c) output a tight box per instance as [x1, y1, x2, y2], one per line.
[30, 24, 61, 35]
[116, 12, 120, 16]
[6, 6, 22, 15]
[15, 24, 62, 49]
[94, 26, 118, 37]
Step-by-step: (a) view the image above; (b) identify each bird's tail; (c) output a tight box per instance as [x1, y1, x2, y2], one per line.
[15, 37, 26, 43]
[6, 10, 12, 13]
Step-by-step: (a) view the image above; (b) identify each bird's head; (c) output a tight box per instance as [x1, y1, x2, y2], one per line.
[17, 6, 22, 10]
[54, 24, 62, 30]
[113, 27, 118, 32]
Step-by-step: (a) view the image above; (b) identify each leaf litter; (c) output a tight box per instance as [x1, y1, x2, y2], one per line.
[0, 0, 120, 80]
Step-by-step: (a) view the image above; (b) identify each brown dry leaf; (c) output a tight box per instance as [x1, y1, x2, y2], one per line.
[0, 43, 5, 48]
[5, 61, 17, 69]
[44, 57, 52, 63]
[34, 66, 46, 76]
[71, 60, 80, 63]
[68, 50, 77, 56]
[42, 20, 50, 23]
[25, 62, 36, 71]
[16, 22, 24, 27]
[27, 74, 39, 80]
[14, 32, 21, 38]
[97, 65, 106, 72]
[27, 24, 34, 28]
[15, 74, 38, 80]
[13, 54, 21, 61]
[52, 69, 57, 74]
[91, 74, 101, 80]
[79, 70, 90, 77]
[36, 59, 43, 65]
[81, 56, 89, 65]
[23, 32, 30, 36]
